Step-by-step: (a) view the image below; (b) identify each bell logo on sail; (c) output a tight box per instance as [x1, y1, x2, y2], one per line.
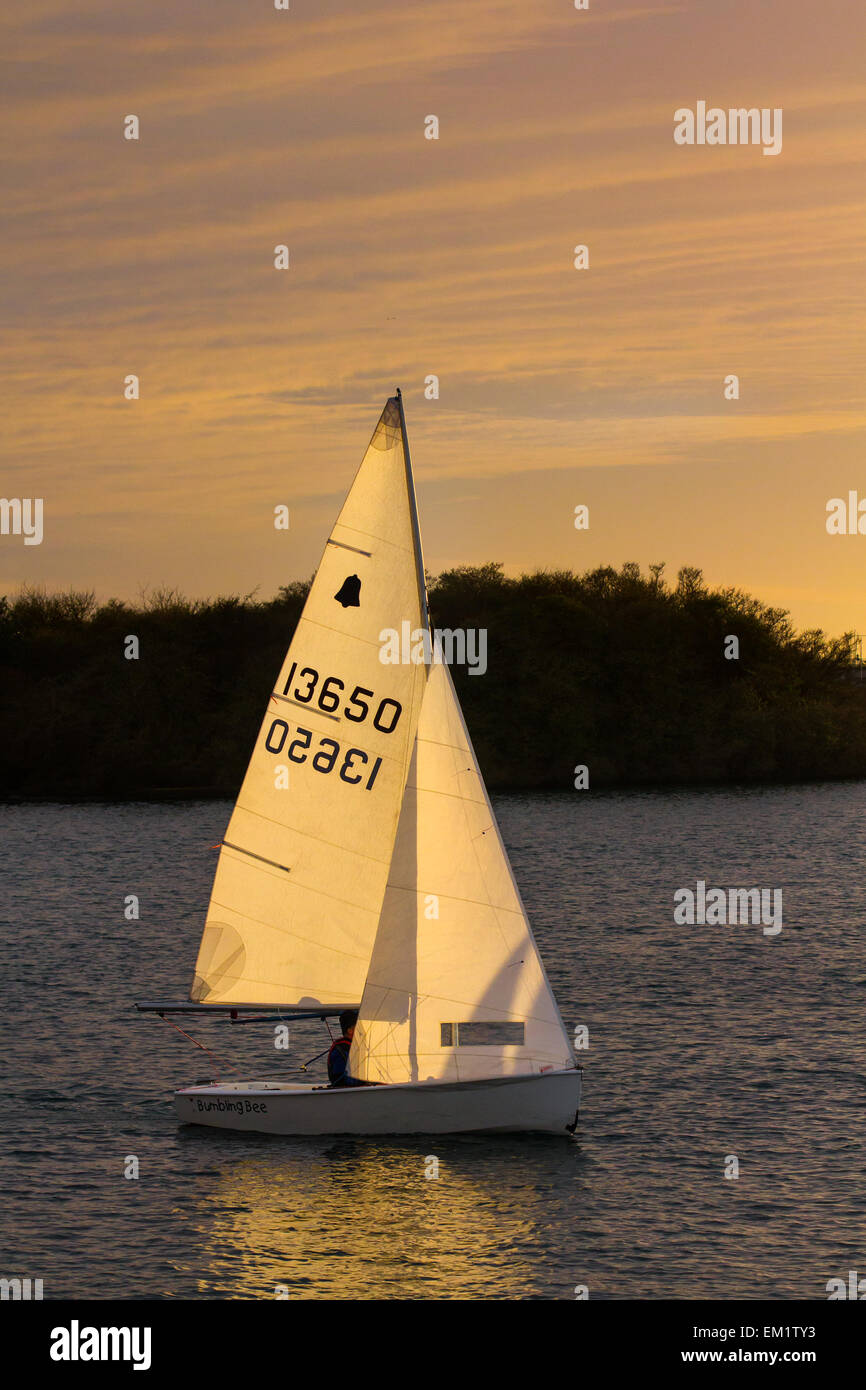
[334, 574, 361, 607]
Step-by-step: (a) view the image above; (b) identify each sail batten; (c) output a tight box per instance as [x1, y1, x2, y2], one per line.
[190, 396, 429, 1008]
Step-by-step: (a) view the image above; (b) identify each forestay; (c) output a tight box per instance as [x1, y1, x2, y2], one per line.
[190, 397, 428, 1006]
[350, 661, 575, 1083]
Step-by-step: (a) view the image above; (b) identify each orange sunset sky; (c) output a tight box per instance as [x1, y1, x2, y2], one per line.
[2, 0, 865, 636]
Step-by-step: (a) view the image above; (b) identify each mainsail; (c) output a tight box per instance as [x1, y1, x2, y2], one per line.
[190, 396, 428, 1006]
[350, 661, 575, 1083]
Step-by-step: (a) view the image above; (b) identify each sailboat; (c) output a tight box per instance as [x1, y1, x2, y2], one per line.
[137, 393, 582, 1134]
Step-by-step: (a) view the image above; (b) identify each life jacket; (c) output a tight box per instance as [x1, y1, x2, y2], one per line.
[327, 1035, 351, 1085]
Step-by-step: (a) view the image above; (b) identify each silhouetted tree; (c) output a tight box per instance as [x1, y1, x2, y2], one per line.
[1, 567, 863, 798]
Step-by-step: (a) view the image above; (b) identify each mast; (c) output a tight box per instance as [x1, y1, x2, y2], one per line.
[395, 387, 430, 633]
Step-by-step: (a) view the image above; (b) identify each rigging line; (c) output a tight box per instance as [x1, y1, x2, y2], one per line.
[358, 993, 433, 1072]
[299, 1045, 332, 1072]
[158, 1015, 243, 1083]
[399, 662, 426, 788]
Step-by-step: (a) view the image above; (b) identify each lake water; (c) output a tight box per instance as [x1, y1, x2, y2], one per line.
[2, 784, 864, 1300]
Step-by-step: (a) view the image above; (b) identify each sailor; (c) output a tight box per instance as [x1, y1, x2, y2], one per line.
[327, 1009, 365, 1087]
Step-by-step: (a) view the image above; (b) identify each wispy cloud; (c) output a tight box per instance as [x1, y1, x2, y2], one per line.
[1, 0, 864, 634]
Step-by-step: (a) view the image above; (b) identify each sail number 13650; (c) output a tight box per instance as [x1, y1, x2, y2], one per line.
[280, 662, 402, 733]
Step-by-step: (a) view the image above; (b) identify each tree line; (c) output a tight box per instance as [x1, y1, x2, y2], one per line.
[1, 563, 863, 798]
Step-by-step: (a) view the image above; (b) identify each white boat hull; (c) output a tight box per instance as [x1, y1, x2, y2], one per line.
[175, 1068, 582, 1136]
